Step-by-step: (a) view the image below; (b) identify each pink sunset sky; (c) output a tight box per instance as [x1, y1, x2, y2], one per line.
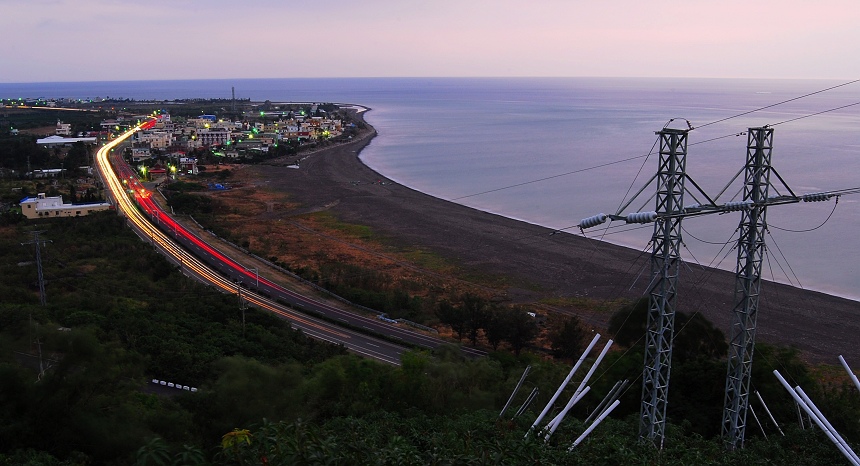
[2, 0, 858, 83]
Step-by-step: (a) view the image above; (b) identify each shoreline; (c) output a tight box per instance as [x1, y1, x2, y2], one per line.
[246, 108, 860, 365]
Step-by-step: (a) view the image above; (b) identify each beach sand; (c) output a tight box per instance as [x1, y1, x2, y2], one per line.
[241, 111, 860, 365]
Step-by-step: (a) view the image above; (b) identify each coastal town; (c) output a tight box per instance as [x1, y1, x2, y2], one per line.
[33, 102, 351, 162]
[1, 98, 361, 218]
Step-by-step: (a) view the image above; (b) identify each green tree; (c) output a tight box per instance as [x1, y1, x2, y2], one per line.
[551, 315, 587, 360]
[607, 298, 648, 348]
[504, 307, 538, 355]
[483, 305, 508, 351]
[461, 293, 489, 346]
[64, 141, 90, 170]
[608, 298, 726, 363]
[672, 312, 727, 363]
[135, 437, 171, 466]
[435, 300, 466, 341]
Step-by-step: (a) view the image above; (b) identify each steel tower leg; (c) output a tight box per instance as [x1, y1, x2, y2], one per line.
[723, 127, 773, 449]
[22, 231, 50, 306]
[640, 129, 689, 446]
[34, 236, 46, 306]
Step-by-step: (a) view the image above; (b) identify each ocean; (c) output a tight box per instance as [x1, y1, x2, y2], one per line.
[3, 77, 859, 300]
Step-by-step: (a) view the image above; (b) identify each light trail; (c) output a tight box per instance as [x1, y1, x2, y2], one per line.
[94, 123, 482, 365]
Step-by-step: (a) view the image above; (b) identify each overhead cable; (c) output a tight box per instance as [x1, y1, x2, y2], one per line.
[693, 79, 860, 130]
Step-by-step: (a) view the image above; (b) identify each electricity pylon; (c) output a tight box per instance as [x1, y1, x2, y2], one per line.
[580, 126, 716, 446]
[21, 231, 51, 306]
[579, 125, 841, 448]
[638, 128, 688, 445]
[721, 127, 793, 449]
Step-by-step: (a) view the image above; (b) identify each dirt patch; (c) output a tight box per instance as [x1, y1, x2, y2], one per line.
[17, 125, 57, 136]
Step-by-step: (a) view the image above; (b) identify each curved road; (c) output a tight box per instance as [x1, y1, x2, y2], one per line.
[95, 122, 484, 365]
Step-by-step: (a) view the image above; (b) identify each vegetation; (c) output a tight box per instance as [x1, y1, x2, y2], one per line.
[0, 212, 345, 464]
[5, 108, 860, 465]
[204, 413, 853, 466]
[2, 177, 860, 464]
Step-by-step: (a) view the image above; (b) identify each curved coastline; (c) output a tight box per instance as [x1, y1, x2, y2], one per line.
[254, 106, 860, 364]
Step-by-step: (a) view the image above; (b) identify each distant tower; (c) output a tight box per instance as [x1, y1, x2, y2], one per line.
[232, 86, 237, 115]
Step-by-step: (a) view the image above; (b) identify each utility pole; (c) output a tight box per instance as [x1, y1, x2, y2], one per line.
[722, 127, 774, 449]
[237, 281, 247, 338]
[21, 231, 51, 306]
[640, 128, 689, 446]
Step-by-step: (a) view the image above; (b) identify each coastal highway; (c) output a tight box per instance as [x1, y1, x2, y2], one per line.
[95, 123, 484, 364]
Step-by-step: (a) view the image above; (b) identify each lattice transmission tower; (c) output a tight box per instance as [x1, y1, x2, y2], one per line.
[638, 128, 688, 445]
[21, 230, 51, 306]
[721, 127, 801, 449]
[579, 125, 837, 448]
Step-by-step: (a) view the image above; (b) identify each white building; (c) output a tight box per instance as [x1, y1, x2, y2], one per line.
[20, 193, 110, 219]
[131, 144, 153, 162]
[137, 131, 173, 149]
[196, 128, 231, 146]
[36, 135, 98, 147]
[56, 121, 72, 136]
[179, 157, 198, 175]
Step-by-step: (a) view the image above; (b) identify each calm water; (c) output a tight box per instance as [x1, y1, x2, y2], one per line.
[3, 78, 859, 299]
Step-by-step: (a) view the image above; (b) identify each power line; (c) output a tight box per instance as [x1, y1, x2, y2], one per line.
[769, 196, 840, 233]
[689, 131, 748, 147]
[692, 79, 860, 130]
[681, 225, 738, 246]
[447, 79, 860, 202]
[614, 131, 662, 218]
[450, 152, 651, 201]
[771, 101, 860, 127]
[765, 229, 803, 289]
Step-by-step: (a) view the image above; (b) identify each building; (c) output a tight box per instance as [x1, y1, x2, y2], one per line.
[36, 135, 98, 147]
[56, 121, 72, 136]
[179, 157, 198, 175]
[136, 131, 173, 149]
[100, 119, 120, 130]
[196, 128, 231, 146]
[29, 169, 66, 178]
[130, 144, 152, 162]
[20, 193, 110, 219]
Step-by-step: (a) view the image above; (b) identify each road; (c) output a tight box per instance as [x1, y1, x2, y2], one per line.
[94, 122, 484, 365]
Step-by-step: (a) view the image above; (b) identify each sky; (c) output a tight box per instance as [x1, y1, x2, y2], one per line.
[1, 0, 859, 83]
